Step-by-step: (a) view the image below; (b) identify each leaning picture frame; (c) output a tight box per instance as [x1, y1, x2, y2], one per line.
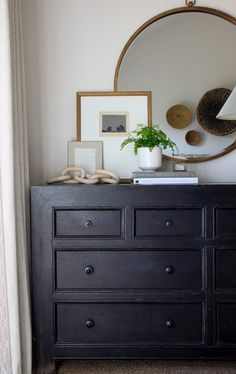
[77, 91, 152, 179]
[68, 141, 103, 175]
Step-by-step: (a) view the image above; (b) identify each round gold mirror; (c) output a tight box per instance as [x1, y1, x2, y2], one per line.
[114, 6, 236, 163]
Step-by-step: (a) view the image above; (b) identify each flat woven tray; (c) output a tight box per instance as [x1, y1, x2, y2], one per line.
[166, 104, 192, 129]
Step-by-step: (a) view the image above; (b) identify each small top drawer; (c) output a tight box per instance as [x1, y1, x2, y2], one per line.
[214, 208, 236, 238]
[134, 208, 204, 238]
[54, 209, 123, 238]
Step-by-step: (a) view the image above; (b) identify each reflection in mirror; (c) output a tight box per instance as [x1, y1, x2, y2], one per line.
[117, 12, 236, 161]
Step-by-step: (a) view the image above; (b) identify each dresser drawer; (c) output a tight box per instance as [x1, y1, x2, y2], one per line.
[56, 303, 204, 345]
[134, 208, 204, 238]
[54, 209, 123, 238]
[55, 249, 203, 291]
[215, 250, 236, 290]
[216, 304, 236, 345]
[214, 208, 236, 238]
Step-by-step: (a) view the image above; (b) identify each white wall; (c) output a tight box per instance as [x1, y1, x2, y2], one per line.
[21, 0, 236, 184]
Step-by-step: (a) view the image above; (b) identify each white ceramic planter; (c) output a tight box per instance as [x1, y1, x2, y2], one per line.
[137, 146, 162, 171]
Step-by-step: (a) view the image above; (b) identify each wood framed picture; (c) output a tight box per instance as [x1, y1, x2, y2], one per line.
[68, 141, 103, 175]
[76, 91, 152, 178]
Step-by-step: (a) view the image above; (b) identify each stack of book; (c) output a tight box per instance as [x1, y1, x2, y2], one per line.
[132, 171, 198, 185]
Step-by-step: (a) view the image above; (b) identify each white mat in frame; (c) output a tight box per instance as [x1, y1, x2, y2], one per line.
[68, 141, 103, 175]
[77, 92, 152, 179]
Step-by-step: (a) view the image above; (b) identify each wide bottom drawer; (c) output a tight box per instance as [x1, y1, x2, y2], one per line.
[216, 303, 236, 345]
[56, 303, 204, 345]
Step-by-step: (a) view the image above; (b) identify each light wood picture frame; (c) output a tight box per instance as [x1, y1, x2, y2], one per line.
[76, 91, 152, 178]
[68, 141, 103, 175]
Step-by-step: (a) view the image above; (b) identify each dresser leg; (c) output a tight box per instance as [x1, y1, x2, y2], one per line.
[34, 360, 56, 374]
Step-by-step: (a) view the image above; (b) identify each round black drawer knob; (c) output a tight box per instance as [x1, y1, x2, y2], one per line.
[165, 220, 174, 228]
[166, 320, 175, 328]
[85, 320, 94, 328]
[85, 220, 93, 228]
[165, 266, 175, 274]
[85, 266, 94, 274]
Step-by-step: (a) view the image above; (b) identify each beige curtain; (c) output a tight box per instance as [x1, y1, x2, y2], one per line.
[0, 0, 31, 373]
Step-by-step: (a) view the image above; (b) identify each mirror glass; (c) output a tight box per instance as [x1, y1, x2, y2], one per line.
[117, 12, 236, 161]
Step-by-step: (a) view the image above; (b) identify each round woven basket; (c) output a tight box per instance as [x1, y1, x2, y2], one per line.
[185, 130, 202, 146]
[166, 104, 192, 129]
[197, 88, 236, 136]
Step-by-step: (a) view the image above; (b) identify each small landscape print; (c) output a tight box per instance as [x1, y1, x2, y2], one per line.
[99, 112, 129, 136]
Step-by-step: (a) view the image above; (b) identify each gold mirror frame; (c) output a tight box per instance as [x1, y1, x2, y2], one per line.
[114, 6, 236, 163]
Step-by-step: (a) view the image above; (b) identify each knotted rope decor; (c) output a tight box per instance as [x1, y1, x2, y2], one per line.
[47, 167, 120, 185]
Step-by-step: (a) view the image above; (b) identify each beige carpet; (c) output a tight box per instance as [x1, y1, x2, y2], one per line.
[57, 360, 236, 373]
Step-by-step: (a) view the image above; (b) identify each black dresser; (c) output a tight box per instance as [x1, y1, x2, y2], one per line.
[31, 184, 236, 373]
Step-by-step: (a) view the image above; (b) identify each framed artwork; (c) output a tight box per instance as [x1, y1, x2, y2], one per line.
[99, 112, 129, 136]
[68, 141, 103, 175]
[77, 91, 152, 178]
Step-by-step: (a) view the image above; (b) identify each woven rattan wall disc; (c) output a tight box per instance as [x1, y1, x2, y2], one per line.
[197, 88, 236, 136]
[166, 104, 192, 129]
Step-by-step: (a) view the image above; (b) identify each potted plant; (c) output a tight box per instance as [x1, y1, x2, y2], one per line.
[120, 123, 177, 171]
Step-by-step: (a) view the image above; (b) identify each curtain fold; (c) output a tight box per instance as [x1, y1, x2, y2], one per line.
[0, 0, 32, 373]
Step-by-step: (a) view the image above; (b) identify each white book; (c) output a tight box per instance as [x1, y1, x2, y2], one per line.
[133, 177, 198, 185]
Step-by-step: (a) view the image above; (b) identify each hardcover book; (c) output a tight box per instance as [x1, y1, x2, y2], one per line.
[132, 171, 196, 178]
[133, 176, 198, 185]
